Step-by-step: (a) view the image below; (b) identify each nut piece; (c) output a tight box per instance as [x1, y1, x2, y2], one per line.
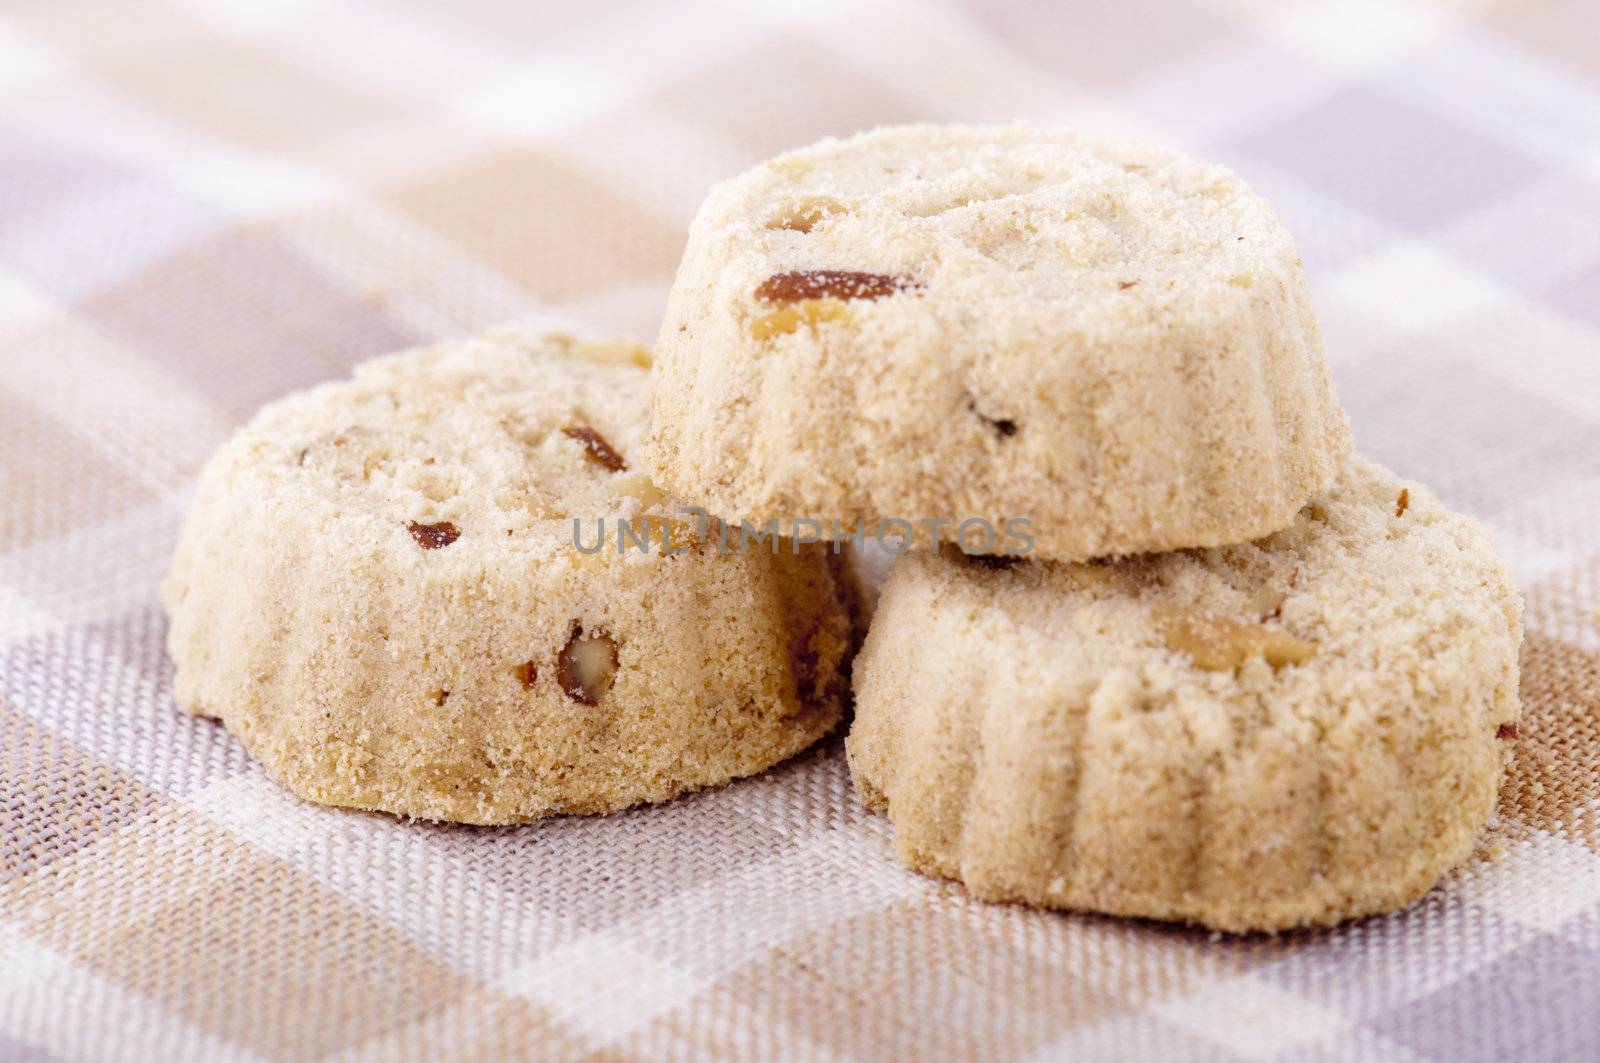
[1246, 583, 1289, 619]
[767, 156, 812, 179]
[755, 270, 913, 303]
[1497, 722, 1518, 740]
[572, 338, 652, 368]
[765, 195, 845, 233]
[751, 270, 915, 338]
[513, 661, 538, 689]
[1155, 605, 1317, 672]
[557, 627, 618, 705]
[1396, 488, 1410, 517]
[751, 298, 850, 339]
[407, 520, 460, 549]
[612, 471, 665, 509]
[563, 425, 627, 472]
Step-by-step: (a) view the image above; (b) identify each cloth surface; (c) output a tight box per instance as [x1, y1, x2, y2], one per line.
[2, 1, 1599, 1060]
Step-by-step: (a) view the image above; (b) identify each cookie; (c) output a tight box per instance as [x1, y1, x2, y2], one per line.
[646, 123, 1351, 562]
[846, 458, 1522, 932]
[164, 330, 853, 824]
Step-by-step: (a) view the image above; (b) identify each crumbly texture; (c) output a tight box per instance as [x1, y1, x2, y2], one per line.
[164, 330, 853, 824]
[847, 458, 1522, 932]
[646, 123, 1351, 561]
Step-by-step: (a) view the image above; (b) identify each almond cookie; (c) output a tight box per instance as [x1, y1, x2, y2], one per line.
[847, 458, 1522, 932]
[646, 123, 1350, 561]
[164, 330, 852, 823]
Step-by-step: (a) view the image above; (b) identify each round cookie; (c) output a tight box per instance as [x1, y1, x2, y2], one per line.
[165, 329, 853, 824]
[847, 458, 1522, 932]
[647, 123, 1350, 561]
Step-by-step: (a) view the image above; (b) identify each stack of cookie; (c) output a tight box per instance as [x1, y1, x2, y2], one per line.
[643, 125, 1522, 932]
[166, 124, 1521, 933]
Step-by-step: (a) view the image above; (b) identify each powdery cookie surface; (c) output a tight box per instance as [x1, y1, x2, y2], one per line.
[847, 458, 1522, 932]
[647, 123, 1350, 562]
[165, 330, 853, 823]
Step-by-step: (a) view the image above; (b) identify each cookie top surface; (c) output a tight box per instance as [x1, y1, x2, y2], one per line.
[245, 330, 662, 553]
[721, 123, 1279, 313]
[647, 124, 1349, 561]
[894, 458, 1520, 696]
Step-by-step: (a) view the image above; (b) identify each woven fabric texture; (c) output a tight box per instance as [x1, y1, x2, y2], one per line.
[3, 2, 1599, 1060]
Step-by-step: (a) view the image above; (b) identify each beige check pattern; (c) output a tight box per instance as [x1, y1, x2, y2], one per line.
[3, 1, 1599, 1060]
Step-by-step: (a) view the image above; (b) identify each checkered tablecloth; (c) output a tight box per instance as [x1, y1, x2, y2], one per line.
[3, 2, 1599, 1060]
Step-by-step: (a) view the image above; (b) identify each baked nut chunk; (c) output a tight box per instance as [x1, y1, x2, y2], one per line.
[846, 459, 1522, 932]
[164, 330, 852, 823]
[646, 123, 1351, 561]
